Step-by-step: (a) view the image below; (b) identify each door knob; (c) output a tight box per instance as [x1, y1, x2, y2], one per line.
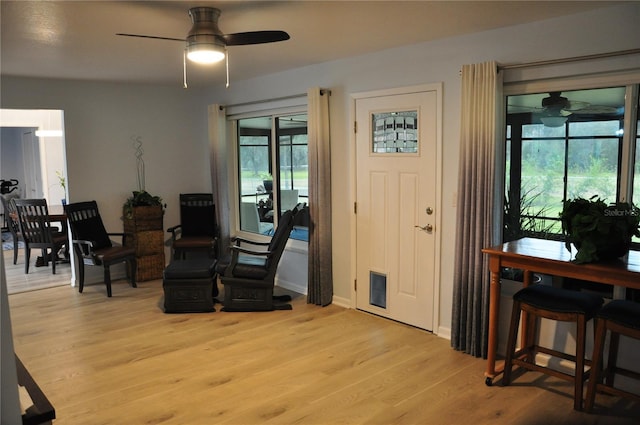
[414, 224, 433, 232]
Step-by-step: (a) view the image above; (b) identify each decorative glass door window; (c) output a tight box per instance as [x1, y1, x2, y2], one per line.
[372, 110, 418, 153]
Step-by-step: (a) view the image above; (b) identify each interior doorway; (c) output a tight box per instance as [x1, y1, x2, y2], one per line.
[1, 109, 67, 206]
[1, 109, 70, 293]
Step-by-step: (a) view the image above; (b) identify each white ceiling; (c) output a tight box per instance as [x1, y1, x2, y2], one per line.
[0, 1, 624, 88]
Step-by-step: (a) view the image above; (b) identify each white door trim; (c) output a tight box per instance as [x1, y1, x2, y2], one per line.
[349, 83, 443, 335]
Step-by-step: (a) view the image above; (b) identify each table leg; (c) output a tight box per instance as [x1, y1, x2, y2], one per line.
[485, 259, 502, 386]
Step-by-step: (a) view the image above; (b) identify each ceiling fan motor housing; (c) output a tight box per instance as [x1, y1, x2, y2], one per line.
[187, 7, 225, 48]
[542, 92, 570, 111]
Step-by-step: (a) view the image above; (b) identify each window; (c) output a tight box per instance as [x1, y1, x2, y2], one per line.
[504, 85, 639, 242]
[236, 113, 308, 240]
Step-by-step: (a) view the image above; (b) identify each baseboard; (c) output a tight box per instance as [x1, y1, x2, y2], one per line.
[437, 326, 451, 340]
[331, 295, 351, 308]
[276, 277, 307, 295]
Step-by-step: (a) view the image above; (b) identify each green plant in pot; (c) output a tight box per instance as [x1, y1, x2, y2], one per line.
[560, 196, 640, 264]
[123, 190, 164, 219]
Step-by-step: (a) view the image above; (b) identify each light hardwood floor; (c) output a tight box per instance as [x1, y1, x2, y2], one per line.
[4, 247, 72, 294]
[7, 272, 640, 424]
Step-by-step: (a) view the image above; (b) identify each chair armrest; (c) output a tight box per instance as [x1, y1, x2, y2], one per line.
[231, 236, 270, 247]
[166, 224, 182, 242]
[107, 232, 131, 245]
[167, 224, 181, 233]
[226, 244, 271, 277]
[71, 239, 95, 257]
[229, 244, 272, 257]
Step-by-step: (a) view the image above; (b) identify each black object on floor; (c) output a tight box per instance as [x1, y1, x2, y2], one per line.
[163, 259, 217, 313]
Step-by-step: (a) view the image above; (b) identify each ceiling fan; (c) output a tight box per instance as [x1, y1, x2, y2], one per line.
[508, 91, 620, 127]
[117, 6, 290, 88]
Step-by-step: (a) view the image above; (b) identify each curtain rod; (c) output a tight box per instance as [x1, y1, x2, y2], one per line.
[223, 93, 306, 109]
[498, 48, 640, 71]
[222, 89, 331, 109]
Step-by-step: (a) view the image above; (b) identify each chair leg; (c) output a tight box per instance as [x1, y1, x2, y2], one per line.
[585, 317, 607, 412]
[13, 243, 18, 264]
[78, 260, 85, 293]
[129, 259, 137, 288]
[24, 248, 30, 274]
[51, 248, 56, 275]
[104, 267, 112, 297]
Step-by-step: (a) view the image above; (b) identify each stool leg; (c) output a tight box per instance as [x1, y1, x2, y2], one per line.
[524, 308, 538, 363]
[605, 331, 620, 387]
[574, 314, 587, 411]
[585, 317, 607, 413]
[503, 299, 522, 386]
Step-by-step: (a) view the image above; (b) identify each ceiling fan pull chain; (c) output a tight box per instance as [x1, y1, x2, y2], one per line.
[225, 49, 230, 88]
[183, 49, 188, 89]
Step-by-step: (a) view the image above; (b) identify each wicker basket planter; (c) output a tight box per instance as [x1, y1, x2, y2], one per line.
[123, 204, 165, 281]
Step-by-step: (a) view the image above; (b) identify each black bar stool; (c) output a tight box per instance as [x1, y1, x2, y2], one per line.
[502, 284, 604, 410]
[585, 300, 640, 412]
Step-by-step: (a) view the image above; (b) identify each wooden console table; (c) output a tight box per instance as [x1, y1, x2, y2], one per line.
[482, 237, 640, 386]
[16, 355, 55, 424]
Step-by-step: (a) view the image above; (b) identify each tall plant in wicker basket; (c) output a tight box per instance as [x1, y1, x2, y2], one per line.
[122, 136, 166, 281]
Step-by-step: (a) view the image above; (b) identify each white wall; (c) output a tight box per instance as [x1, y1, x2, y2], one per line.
[1, 4, 639, 336]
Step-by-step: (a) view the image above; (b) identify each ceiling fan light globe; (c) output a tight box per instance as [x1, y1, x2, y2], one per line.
[187, 44, 225, 64]
[540, 116, 568, 127]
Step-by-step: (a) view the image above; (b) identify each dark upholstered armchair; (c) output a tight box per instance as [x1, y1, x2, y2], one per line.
[64, 201, 137, 297]
[1, 193, 23, 265]
[13, 198, 68, 274]
[167, 193, 218, 260]
[216, 208, 298, 311]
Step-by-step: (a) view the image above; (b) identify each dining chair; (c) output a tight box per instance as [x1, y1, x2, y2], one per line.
[13, 198, 68, 274]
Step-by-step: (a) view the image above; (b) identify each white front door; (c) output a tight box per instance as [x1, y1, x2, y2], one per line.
[355, 85, 440, 331]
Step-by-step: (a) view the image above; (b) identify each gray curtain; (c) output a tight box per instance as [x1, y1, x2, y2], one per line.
[451, 61, 501, 357]
[307, 87, 333, 306]
[208, 104, 231, 255]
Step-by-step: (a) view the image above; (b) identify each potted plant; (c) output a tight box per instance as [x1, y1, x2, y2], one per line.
[560, 196, 640, 264]
[123, 190, 164, 219]
[56, 170, 67, 205]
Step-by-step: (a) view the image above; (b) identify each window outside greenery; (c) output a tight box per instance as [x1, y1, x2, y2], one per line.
[504, 86, 638, 242]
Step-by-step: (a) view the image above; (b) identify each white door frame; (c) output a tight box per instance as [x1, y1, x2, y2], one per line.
[350, 83, 443, 334]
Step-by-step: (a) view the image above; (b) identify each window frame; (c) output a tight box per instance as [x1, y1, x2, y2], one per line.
[502, 75, 640, 244]
[229, 106, 309, 246]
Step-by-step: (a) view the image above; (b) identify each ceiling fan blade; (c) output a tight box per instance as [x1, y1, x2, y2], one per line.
[116, 33, 186, 42]
[223, 30, 290, 46]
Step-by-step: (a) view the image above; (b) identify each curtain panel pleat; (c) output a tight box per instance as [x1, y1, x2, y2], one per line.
[307, 87, 333, 306]
[208, 104, 231, 255]
[451, 61, 501, 357]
